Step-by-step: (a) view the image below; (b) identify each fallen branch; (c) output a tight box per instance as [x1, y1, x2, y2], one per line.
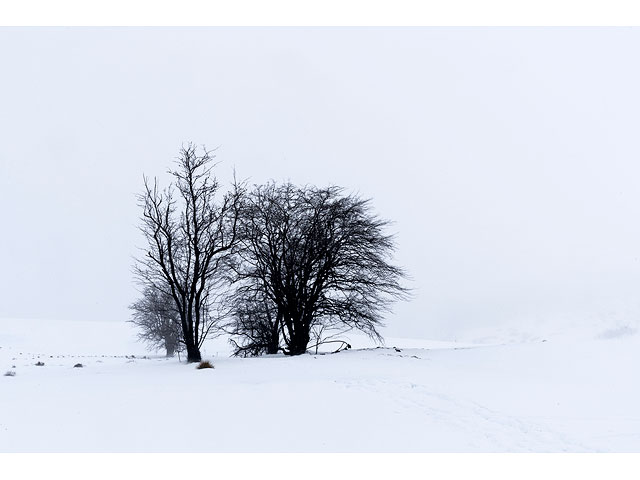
[306, 340, 352, 354]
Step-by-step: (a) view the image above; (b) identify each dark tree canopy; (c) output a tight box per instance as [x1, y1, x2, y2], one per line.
[227, 288, 280, 357]
[134, 144, 243, 362]
[229, 182, 409, 356]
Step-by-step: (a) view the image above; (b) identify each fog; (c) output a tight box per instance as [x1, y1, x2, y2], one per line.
[1, 27, 639, 340]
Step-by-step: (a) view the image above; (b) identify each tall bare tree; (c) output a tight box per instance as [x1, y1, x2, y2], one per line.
[230, 182, 409, 356]
[134, 144, 243, 362]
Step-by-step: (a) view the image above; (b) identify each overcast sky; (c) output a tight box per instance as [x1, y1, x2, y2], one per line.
[1, 27, 639, 340]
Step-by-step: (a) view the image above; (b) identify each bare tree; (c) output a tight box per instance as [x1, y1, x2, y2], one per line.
[129, 286, 182, 357]
[134, 144, 243, 362]
[230, 182, 409, 356]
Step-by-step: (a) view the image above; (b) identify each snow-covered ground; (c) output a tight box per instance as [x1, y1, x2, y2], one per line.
[1, 318, 639, 452]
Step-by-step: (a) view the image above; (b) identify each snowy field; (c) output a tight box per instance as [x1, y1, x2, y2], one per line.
[1, 318, 639, 452]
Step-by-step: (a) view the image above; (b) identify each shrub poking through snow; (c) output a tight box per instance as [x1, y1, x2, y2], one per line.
[73, 363, 83, 368]
[196, 360, 214, 370]
[35, 361, 45, 366]
[4, 371, 16, 377]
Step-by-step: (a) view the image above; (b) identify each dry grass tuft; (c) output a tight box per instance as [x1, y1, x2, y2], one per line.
[196, 360, 214, 370]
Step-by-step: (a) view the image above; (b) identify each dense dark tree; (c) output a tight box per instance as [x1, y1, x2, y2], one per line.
[227, 288, 280, 357]
[129, 286, 182, 357]
[134, 144, 243, 362]
[229, 182, 408, 356]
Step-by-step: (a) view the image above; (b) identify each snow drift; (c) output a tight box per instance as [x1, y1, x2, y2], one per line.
[1, 318, 638, 452]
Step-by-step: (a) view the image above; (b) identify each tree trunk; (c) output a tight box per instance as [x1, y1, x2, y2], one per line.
[285, 313, 310, 355]
[266, 337, 279, 355]
[185, 342, 202, 363]
[287, 330, 310, 356]
[266, 321, 280, 354]
[165, 339, 176, 357]
[181, 313, 201, 362]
